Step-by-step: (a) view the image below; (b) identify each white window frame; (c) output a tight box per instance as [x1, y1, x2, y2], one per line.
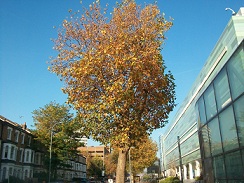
[19, 148, 24, 162]
[14, 130, 20, 143]
[3, 144, 9, 159]
[10, 146, 15, 159]
[26, 151, 29, 162]
[24, 149, 32, 163]
[31, 150, 35, 163]
[28, 136, 31, 146]
[7, 127, 13, 140]
[21, 133, 25, 144]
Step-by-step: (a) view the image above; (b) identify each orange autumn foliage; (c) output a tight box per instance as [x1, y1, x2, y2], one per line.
[50, 1, 175, 182]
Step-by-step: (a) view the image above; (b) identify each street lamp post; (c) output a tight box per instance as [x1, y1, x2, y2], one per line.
[49, 122, 61, 183]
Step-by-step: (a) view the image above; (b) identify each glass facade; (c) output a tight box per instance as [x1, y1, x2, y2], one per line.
[197, 42, 244, 182]
[160, 11, 244, 183]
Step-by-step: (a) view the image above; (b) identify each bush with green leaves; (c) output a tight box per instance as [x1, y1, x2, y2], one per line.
[195, 175, 203, 181]
[160, 176, 180, 183]
[2, 176, 25, 183]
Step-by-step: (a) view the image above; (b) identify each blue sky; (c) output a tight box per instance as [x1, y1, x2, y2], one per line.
[0, 0, 243, 146]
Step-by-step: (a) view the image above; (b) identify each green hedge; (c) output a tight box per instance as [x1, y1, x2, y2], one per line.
[160, 176, 180, 183]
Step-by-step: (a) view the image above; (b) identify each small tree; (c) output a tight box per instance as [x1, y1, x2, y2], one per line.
[87, 156, 104, 179]
[50, 1, 175, 182]
[104, 149, 118, 178]
[129, 136, 158, 176]
[32, 102, 84, 179]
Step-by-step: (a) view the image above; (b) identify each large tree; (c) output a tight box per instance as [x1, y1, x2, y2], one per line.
[50, 1, 175, 182]
[32, 102, 83, 179]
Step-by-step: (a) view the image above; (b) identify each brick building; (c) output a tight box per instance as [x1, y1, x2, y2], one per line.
[0, 115, 86, 182]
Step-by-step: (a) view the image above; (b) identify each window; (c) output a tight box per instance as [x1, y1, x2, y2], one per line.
[4, 145, 9, 159]
[31, 151, 35, 163]
[200, 125, 211, 158]
[14, 147, 18, 160]
[7, 127, 12, 140]
[214, 70, 231, 110]
[35, 154, 38, 164]
[28, 136, 31, 146]
[204, 85, 217, 120]
[2, 167, 6, 180]
[198, 96, 207, 126]
[225, 151, 244, 179]
[227, 48, 244, 100]
[21, 133, 25, 144]
[9, 168, 13, 176]
[213, 155, 226, 179]
[19, 148, 24, 162]
[10, 146, 15, 159]
[219, 106, 238, 152]
[13, 169, 17, 177]
[17, 170, 21, 178]
[26, 151, 30, 162]
[14, 130, 19, 143]
[234, 96, 244, 147]
[30, 170, 32, 178]
[208, 117, 222, 156]
[25, 170, 28, 178]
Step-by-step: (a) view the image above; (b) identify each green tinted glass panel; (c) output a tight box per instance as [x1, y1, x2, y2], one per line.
[225, 151, 244, 179]
[219, 106, 238, 152]
[198, 96, 207, 126]
[214, 69, 231, 110]
[227, 46, 244, 100]
[213, 155, 226, 179]
[234, 95, 244, 147]
[208, 117, 222, 155]
[201, 125, 211, 158]
[204, 85, 217, 120]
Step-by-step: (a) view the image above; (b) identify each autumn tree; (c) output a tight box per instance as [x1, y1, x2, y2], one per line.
[50, 1, 175, 182]
[32, 102, 84, 179]
[128, 136, 158, 179]
[105, 136, 158, 181]
[87, 157, 104, 179]
[79, 150, 104, 178]
[104, 148, 119, 178]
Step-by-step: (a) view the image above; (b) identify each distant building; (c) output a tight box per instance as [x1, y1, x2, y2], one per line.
[147, 159, 160, 178]
[159, 7, 244, 183]
[78, 145, 110, 164]
[79, 136, 88, 147]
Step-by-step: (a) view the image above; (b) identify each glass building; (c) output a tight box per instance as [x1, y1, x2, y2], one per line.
[159, 8, 244, 183]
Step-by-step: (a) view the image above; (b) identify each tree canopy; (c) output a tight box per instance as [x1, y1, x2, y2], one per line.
[128, 136, 158, 175]
[105, 136, 158, 178]
[32, 102, 83, 166]
[50, 1, 175, 182]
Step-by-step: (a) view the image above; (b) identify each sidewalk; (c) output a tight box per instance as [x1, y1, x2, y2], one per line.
[182, 179, 195, 183]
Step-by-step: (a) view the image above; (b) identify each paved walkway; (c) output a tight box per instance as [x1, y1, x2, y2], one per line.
[182, 179, 195, 183]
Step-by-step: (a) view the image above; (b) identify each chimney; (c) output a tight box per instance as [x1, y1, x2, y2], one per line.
[22, 122, 27, 130]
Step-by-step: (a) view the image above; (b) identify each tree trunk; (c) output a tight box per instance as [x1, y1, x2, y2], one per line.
[116, 149, 128, 183]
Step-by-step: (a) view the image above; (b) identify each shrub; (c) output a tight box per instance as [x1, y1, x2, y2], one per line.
[195, 174, 203, 181]
[160, 176, 180, 183]
[2, 176, 25, 183]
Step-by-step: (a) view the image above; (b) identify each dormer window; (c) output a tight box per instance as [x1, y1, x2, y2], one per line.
[7, 127, 13, 140]
[20, 133, 25, 144]
[14, 130, 20, 143]
[28, 136, 31, 146]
